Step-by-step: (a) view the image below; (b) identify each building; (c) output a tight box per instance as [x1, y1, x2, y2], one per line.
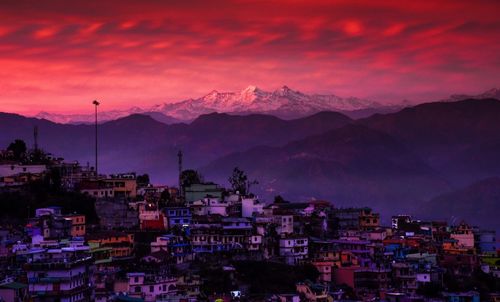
[80, 173, 138, 199]
[184, 183, 223, 203]
[163, 207, 191, 230]
[279, 235, 308, 265]
[274, 215, 294, 235]
[0, 164, 46, 178]
[95, 199, 139, 230]
[359, 208, 380, 231]
[87, 232, 135, 259]
[190, 198, 228, 217]
[474, 229, 496, 254]
[23, 244, 95, 301]
[241, 197, 264, 218]
[450, 222, 474, 249]
[138, 202, 166, 231]
[63, 214, 86, 237]
[0, 282, 27, 302]
[105, 173, 138, 198]
[126, 272, 177, 302]
[26, 208, 73, 241]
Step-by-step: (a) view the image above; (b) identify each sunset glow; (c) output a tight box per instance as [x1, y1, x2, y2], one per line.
[0, 0, 499, 114]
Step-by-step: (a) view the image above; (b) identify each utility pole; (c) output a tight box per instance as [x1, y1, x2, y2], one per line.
[33, 126, 38, 152]
[92, 100, 100, 179]
[177, 150, 183, 198]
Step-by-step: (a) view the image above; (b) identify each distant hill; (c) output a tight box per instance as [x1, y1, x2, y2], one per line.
[418, 177, 500, 231]
[443, 88, 500, 103]
[0, 111, 352, 183]
[201, 124, 449, 214]
[35, 110, 181, 125]
[2, 97, 500, 229]
[359, 98, 500, 186]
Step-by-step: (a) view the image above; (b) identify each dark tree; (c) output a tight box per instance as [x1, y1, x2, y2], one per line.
[137, 174, 150, 187]
[274, 195, 287, 204]
[180, 169, 202, 188]
[29, 148, 48, 164]
[7, 139, 27, 160]
[228, 167, 258, 195]
[229, 167, 247, 194]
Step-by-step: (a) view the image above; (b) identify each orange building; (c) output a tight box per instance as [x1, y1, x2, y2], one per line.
[87, 232, 135, 258]
[63, 214, 86, 237]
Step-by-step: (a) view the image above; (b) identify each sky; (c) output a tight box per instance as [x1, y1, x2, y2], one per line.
[0, 0, 499, 114]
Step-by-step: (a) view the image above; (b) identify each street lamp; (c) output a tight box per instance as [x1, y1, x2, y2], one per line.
[92, 100, 100, 179]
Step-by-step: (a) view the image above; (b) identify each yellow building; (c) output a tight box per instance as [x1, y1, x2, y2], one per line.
[87, 232, 135, 258]
[104, 173, 137, 198]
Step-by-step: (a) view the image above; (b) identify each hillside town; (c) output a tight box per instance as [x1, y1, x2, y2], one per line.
[0, 141, 498, 302]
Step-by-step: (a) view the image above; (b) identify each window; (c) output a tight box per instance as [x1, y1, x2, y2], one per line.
[149, 285, 154, 292]
[135, 286, 141, 293]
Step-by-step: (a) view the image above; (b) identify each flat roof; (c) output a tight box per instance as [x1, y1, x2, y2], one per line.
[0, 282, 27, 290]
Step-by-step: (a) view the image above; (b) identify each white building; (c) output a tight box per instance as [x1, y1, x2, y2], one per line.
[0, 164, 46, 177]
[274, 215, 294, 235]
[190, 198, 228, 216]
[127, 272, 177, 302]
[279, 236, 308, 265]
[24, 245, 94, 302]
[241, 197, 264, 218]
[247, 235, 263, 251]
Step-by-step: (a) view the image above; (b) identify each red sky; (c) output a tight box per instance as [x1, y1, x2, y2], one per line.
[0, 0, 499, 114]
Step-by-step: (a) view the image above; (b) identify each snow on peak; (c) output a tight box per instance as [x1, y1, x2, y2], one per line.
[446, 87, 500, 102]
[242, 85, 258, 93]
[34, 85, 384, 123]
[135, 85, 379, 121]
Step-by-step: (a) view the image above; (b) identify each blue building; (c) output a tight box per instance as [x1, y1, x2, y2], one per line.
[164, 207, 192, 229]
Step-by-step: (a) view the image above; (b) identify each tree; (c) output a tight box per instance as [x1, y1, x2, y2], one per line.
[228, 167, 258, 196]
[7, 139, 27, 160]
[228, 167, 247, 194]
[274, 195, 287, 204]
[136, 174, 150, 187]
[180, 169, 202, 188]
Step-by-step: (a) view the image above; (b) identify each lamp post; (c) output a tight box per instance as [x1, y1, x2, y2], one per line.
[92, 100, 100, 179]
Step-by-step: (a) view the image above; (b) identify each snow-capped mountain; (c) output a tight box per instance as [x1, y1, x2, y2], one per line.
[35, 109, 180, 125]
[34, 85, 382, 123]
[149, 85, 381, 120]
[35, 108, 142, 124]
[33, 86, 500, 124]
[444, 88, 500, 102]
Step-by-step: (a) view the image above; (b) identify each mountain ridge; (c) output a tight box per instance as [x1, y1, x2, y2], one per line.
[32, 86, 499, 124]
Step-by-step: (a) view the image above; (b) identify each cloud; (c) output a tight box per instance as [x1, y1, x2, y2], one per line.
[0, 0, 499, 113]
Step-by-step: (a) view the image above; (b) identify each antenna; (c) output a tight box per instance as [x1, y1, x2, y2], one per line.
[177, 150, 183, 198]
[93, 100, 100, 179]
[34, 126, 39, 151]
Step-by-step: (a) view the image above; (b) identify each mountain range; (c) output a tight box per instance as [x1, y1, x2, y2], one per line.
[2, 96, 500, 229]
[33, 86, 500, 124]
[33, 85, 391, 124]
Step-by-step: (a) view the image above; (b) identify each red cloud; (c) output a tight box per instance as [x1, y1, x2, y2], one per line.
[0, 0, 498, 114]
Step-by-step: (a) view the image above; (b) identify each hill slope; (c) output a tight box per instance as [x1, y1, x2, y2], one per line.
[0, 111, 352, 183]
[418, 177, 500, 230]
[201, 124, 449, 214]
